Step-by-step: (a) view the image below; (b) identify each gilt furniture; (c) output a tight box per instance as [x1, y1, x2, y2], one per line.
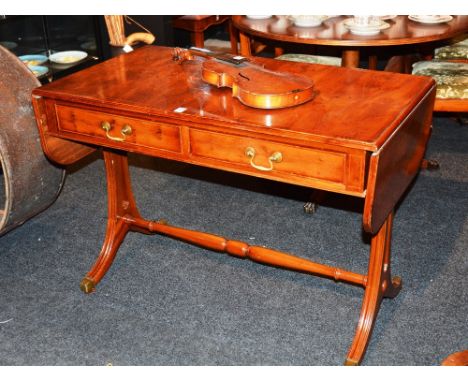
[232, 15, 468, 69]
[31, 45, 435, 365]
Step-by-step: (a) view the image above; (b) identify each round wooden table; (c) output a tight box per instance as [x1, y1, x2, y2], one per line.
[232, 15, 468, 69]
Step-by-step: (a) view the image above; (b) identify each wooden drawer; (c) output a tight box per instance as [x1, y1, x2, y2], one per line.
[55, 104, 182, 153]
[189, 130, 366, 195]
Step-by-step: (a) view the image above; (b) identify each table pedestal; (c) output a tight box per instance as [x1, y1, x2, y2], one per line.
[80, 149, 402, 365]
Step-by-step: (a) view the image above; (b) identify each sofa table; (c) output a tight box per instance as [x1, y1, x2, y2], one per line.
[31, 45, 435, 365]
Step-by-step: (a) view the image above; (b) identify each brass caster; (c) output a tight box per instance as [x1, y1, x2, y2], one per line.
[383, 275, 402, 298]
[80, 277, 96, 294]
[344, 358, 359, 366]
[303, 201, 318, 214]
[421, 159, 440, 171]
[390, 275, 403, 297]
[392, 275, 402, 289]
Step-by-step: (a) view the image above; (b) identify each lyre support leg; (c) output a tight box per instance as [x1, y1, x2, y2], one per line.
[345, 211, 402, 365]
[80, 149, 147, 293]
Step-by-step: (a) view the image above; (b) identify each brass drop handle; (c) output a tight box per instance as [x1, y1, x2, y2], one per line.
[245, 147, 282, 172]
[100, 121, 133, 142]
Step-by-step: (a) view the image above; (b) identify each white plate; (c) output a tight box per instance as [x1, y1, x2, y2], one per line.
[294, 19, 322, 27]
[408, 15, 453, 24]
[246, 15, 272, 20]
[349, 28, 382, 36]
[343, 18, 390, 35]
[291, 16, 327, 27]
[49, 50, 88, 64]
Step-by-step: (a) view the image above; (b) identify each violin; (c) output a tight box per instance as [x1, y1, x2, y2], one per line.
[172, 47, 315, 110]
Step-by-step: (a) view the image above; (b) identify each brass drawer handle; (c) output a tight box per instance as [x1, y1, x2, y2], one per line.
[245, 147, 282, 172]
[100, 121, 132, 142]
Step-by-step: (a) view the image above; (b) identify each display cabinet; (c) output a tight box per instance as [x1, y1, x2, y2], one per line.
[0, 15, 105, 82]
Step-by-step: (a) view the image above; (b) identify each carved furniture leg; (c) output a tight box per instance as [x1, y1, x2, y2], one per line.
[80, 149, 147, 293]
[345, 211, 402, 365]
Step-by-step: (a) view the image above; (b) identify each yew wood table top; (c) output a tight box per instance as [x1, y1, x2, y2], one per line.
[32, 45, 436, 365]
[232, 15, 468, 67]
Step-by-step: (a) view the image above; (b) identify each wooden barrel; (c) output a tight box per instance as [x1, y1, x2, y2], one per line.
[0, 45, 65, 236]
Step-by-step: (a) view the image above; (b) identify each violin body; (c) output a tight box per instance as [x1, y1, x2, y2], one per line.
[173, 47, 315, 109]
